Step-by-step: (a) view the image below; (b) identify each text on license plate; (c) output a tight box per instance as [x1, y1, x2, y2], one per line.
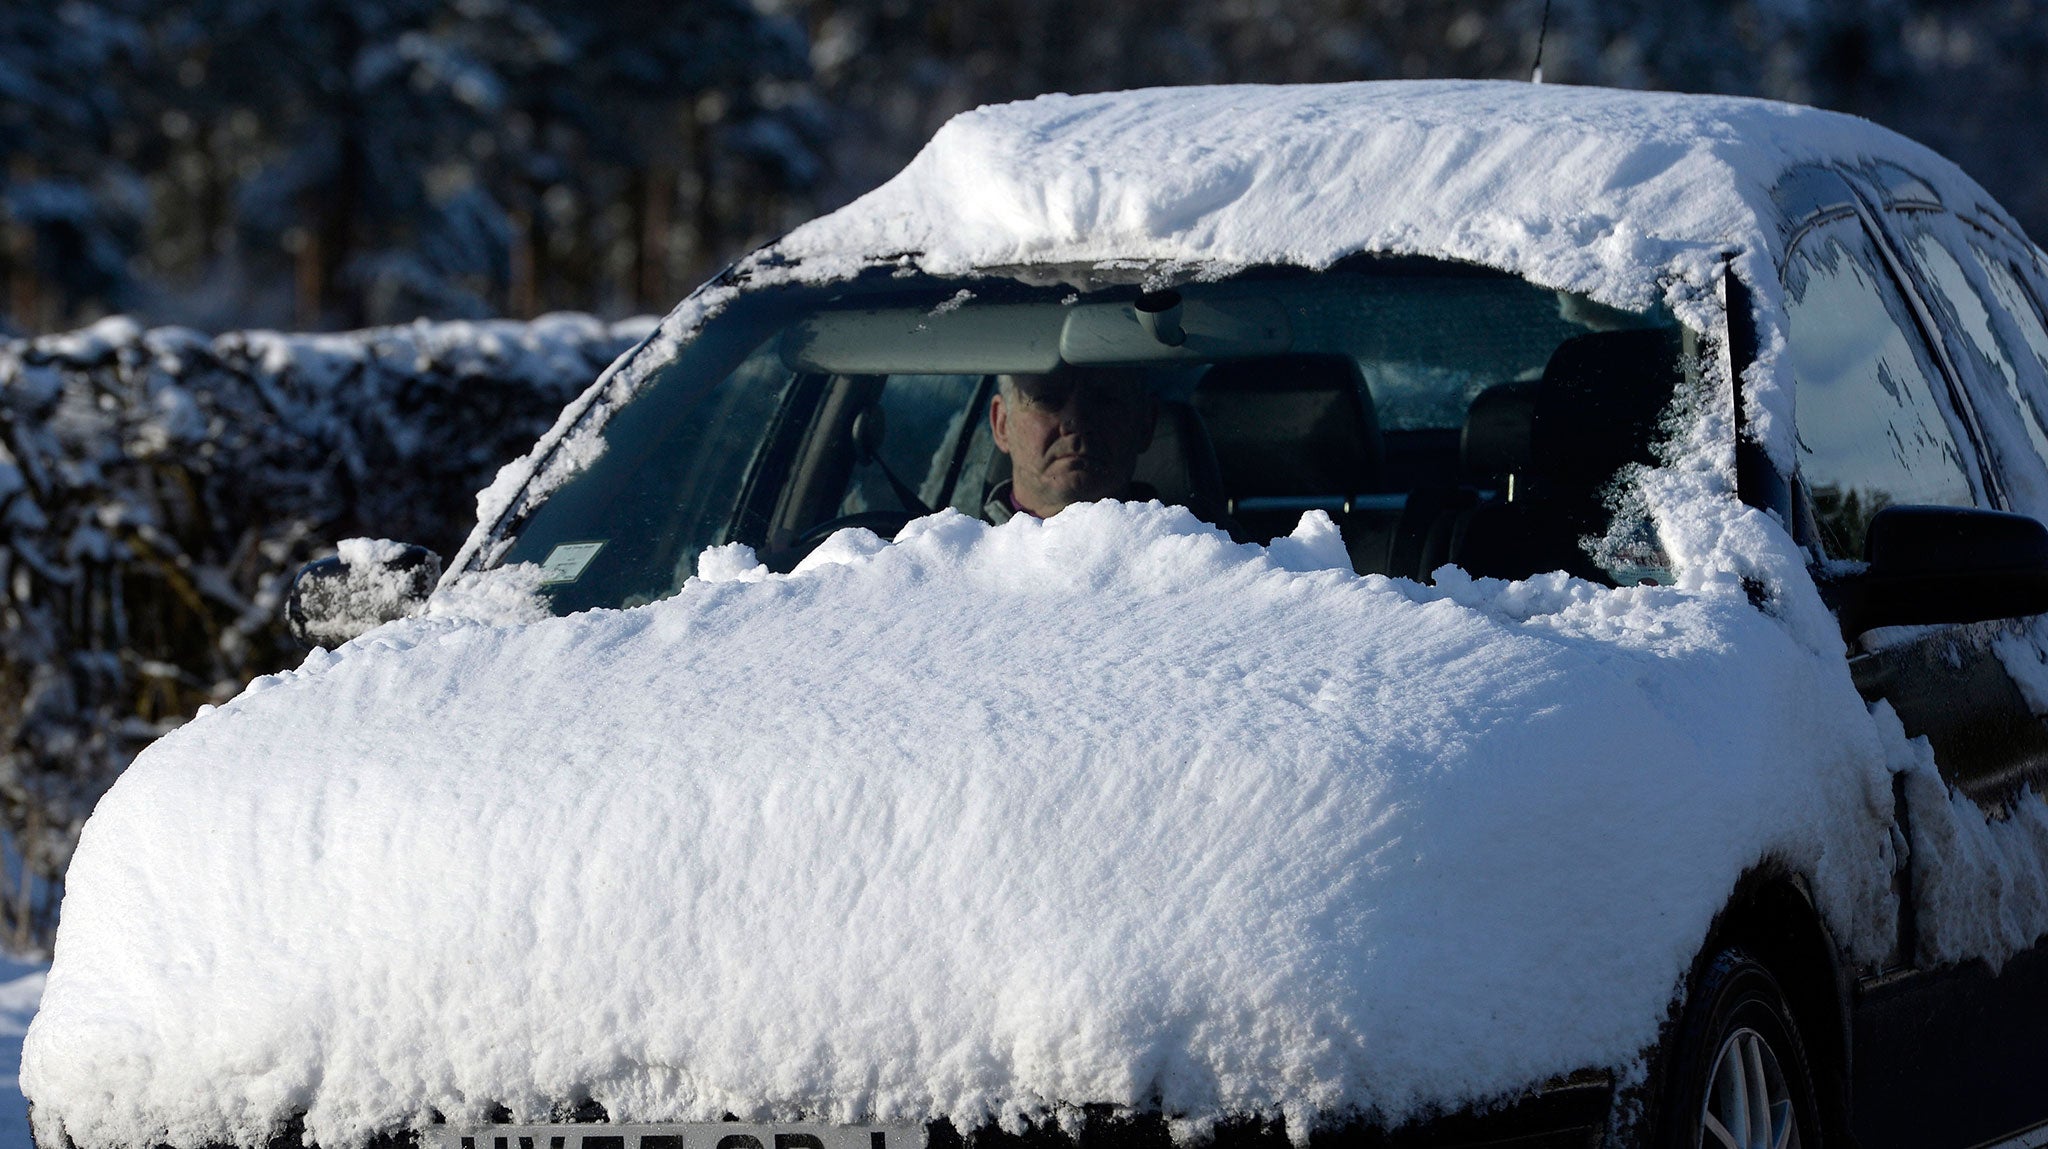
[425, 1124, 927, 1149]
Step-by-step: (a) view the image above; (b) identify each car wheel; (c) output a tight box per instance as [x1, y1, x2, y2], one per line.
[1657, 948, 1822, 1149]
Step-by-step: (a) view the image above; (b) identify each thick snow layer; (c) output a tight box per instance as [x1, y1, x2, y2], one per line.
[775, 82, 2002, 314]
[28, 504, 1907, 1149]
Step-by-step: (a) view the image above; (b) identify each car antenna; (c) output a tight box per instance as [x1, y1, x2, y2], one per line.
[1531, 0, 1553, 83]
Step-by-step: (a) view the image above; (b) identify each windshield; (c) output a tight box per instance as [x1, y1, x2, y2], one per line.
[495, 259, 1695, 615]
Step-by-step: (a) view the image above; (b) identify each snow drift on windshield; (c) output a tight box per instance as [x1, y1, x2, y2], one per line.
[27, 503, 1906, 1148]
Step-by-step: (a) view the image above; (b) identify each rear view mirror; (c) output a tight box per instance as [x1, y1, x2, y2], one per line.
[287, 539, 442, 647]
[779, 287, 1293, 376]
[1832, 506, 2048, 636]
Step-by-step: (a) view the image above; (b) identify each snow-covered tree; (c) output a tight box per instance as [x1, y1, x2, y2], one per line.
[0, 2, 146, 334]
[2, 0, 825, 334]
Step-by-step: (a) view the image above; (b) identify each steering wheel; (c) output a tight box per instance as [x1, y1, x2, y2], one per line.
[792, 510, 918, 551]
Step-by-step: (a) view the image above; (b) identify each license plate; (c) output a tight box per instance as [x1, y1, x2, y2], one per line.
[422, 1124, 927, 1149]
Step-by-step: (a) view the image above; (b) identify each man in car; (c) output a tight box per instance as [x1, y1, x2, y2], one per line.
[983, 364, 1160, 523]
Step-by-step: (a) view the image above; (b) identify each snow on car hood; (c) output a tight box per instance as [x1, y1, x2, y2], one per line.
[27, 504, 1903, 1149]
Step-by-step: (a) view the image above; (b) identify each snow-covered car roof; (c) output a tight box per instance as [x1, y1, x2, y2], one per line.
[774, 80, 2011, 311]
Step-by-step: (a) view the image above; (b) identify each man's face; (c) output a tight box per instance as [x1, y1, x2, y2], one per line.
[990, 367, 1157, 517]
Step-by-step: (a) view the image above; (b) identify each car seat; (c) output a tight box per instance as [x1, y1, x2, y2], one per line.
[1194, 355, 1383, 548]
[1399, 329, 1682, 583]
[1134, 401, 1230, 521]
[1387, 380, 1539, 578]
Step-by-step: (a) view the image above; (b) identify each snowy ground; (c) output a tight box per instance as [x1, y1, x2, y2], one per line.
[0, 959, 45, 1149]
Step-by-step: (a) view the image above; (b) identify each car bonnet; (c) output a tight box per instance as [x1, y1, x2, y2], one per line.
[25, 502, 1899, 1149]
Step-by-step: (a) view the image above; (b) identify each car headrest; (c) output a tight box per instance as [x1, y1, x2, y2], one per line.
[1530, 329, 1683, 498]
[1194, 355, 1381, 497]
[1134, 400, 1224, 509]
[1461, 379, 1539, 484]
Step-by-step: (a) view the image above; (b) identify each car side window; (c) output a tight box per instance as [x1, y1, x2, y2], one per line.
[1974, 248, 2048, 386]
[1884, 215, 2048, 503]
[1783, 217, 1980, 558]
[1969, 242, 2048, 457]
[837, 374, 986, 515]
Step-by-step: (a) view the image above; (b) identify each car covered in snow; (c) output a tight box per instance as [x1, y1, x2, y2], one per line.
[26, 82, 2048, 1149]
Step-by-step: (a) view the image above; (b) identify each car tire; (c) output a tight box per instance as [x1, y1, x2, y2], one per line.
[1655, 948, 1822, 1149]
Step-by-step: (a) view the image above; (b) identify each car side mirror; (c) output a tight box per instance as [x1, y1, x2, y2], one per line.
[1832, 506, 2048, 637]
[286, 540, 442, 647]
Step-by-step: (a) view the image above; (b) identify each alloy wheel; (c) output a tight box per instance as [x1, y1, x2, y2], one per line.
[1700, 1025, 1801, 1149]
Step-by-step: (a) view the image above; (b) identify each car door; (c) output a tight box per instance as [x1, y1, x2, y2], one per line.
[1773, 164, 2048, 1148]
[1857, 172, 2048, 806]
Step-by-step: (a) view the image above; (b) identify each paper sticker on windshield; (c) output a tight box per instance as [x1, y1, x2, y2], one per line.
[538, 541, 606, 584]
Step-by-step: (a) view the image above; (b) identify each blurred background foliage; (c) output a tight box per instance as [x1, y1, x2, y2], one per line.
[0, 315, 648, 947]
[3, 0, 2048, 337]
